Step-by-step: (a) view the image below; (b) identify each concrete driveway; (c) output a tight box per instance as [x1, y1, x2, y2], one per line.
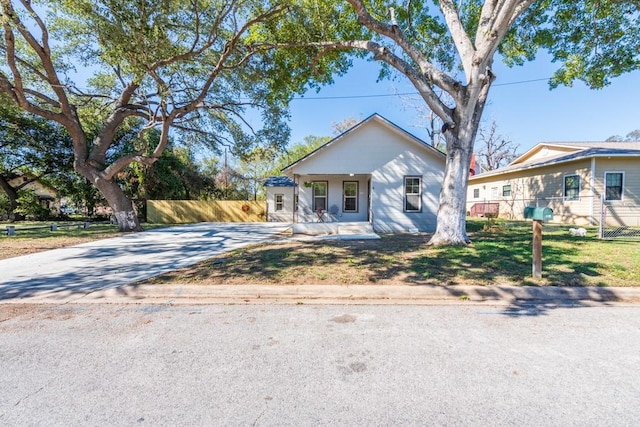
[0, 222, 290, 301]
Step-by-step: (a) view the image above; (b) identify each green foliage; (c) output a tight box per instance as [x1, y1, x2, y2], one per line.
[120, 143, 214, 201]
[0, 94, 74, 179]
[606, 129, 640, 142]
[517, 0, 640, 88]
[0, 193, 10, 218]
[14, 190, 51, 220]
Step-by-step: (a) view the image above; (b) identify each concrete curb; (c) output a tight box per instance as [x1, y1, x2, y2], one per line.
[5, 284, 640, 306]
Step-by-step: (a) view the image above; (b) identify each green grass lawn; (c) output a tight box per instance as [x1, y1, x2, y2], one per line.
[2, 219, 639, 286]
[146, 219, 640, 287]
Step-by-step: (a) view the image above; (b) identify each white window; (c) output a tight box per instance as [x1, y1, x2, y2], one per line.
[343, 181, 358, 212]
[274, 194, 284, 211]
[404, 176, 422, 212]
[473, 188, 480, 199]
[502, 185, 511, 197]
[490, 187, 498, 200]
[605, 172, 624, 201]
[312, 181, 327, 211]
[564, 174, 580, 201]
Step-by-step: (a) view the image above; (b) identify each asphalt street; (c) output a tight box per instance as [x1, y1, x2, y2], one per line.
[1, 303, 639, 426]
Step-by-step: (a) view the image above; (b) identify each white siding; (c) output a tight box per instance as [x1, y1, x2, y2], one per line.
[290, 119, 442, 175]
[265, 186, 295, 222]
[371, 151, 443, 233]
[287, 115, 445, 232]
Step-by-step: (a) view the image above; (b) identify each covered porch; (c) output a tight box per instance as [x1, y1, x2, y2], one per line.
[292, 173, 372, 225]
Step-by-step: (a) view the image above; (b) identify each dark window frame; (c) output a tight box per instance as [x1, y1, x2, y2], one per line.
[564, 174, 581, 201]
[604, 172, 624, 202]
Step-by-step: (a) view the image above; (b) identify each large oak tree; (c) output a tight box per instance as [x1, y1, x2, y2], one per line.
[0, 0, 335, 231]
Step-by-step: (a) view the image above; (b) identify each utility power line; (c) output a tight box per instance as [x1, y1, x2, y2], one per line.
[290, 77, 550, 101]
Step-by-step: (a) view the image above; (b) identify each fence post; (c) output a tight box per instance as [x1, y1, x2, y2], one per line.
[532, 220, 543, 279]
[599, 194, 605, 239]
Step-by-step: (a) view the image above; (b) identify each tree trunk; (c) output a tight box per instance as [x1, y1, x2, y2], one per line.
[0, 176, 21, 220]
[428, 131, 474, 246]
[94, 177, 142, 232]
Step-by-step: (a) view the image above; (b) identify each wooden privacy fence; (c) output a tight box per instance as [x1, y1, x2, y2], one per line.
[147, 200, 266, 224]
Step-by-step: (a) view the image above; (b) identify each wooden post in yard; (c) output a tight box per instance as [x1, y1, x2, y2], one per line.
[532, 220, 543, 279]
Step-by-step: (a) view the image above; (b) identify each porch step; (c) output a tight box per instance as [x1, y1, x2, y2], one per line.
[292, 222, 374, 236]
[337, 224, 374, 234]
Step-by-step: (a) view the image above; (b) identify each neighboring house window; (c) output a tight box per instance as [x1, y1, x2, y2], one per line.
[473, 188, 480, 199]
[404, 176, 422, 212]
[274, 194, 284, 211]
[564, 174, 580, 201]
[605, 172, 624, 201]
[312, 181, 328, 211]
[343, 181, 358, 212]
[502, 185, 511, 197]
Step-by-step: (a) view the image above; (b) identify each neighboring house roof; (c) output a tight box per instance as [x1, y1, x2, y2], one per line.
[263, 176, 297, 187]
[471, 141, 640, 180]
[281, 113, 445, 173]
[7, 172, 58, 197]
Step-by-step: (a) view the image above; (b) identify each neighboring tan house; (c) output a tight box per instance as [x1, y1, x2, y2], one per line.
[467, 142, 640, 226]
[7, 173, 58, 209]
[265, 114, 446, 232]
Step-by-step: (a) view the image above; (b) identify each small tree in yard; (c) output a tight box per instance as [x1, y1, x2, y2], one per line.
[0, 0, 335, 231]
[283, 0, 640, 245]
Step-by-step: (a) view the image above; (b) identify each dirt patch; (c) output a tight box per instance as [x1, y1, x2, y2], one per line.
[0, 304, 45, 322]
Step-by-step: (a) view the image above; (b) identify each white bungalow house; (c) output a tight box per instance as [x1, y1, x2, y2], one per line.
[265, 114, 446, 232]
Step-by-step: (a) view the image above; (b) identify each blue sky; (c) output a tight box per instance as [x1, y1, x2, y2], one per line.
[286, 54, 640, 155]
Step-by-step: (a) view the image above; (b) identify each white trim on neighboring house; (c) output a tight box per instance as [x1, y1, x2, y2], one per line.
[590, 157, 596, 225]
[604, 171, 625, 202]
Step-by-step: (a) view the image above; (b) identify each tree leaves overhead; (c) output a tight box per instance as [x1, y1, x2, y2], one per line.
[519, 0, 640, 88]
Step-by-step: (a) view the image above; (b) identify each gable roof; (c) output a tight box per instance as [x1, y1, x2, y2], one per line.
[471, 141, 640, 180]
[281, 113, 445, 173]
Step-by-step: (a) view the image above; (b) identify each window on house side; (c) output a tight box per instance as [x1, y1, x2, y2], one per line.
[605, 172, 624, 201]
[502, 185, 511, 197]
[275, 194, 284, 211]
[404, 177, 422, 212]
[312, 181, 328, 211]
[343, 181, 358, 212]
[564, 175, 580, 201]
[473, 188, 480, 199]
